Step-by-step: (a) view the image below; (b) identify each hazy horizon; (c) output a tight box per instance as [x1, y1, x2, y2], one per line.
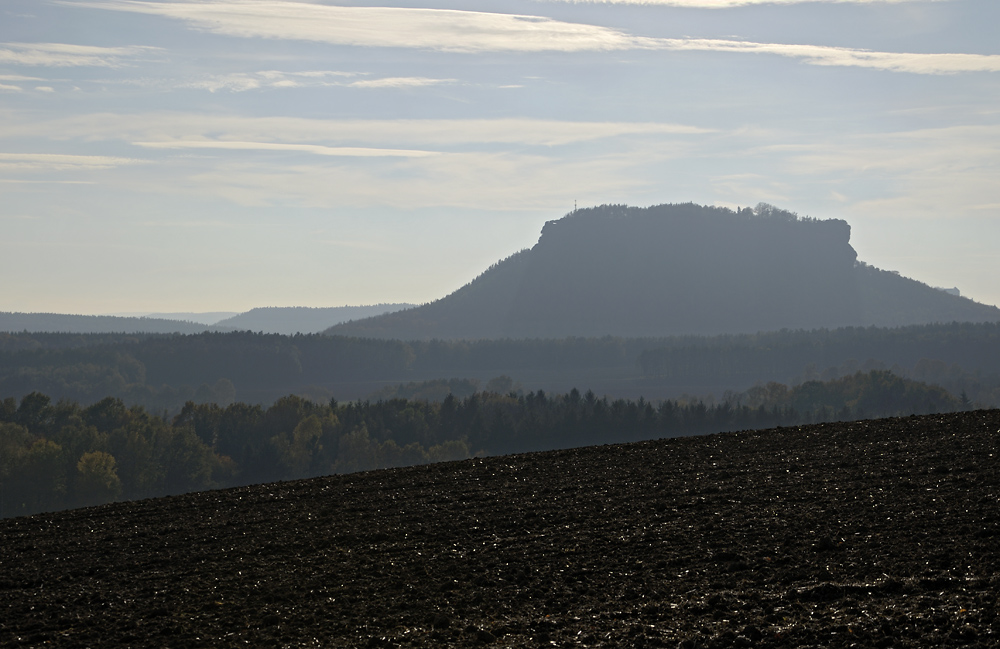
[3, 0, 998, 313]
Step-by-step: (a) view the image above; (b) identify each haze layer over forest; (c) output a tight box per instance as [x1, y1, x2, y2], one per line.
[3, 322, 999, 412]
[329, 203, 1000, 340]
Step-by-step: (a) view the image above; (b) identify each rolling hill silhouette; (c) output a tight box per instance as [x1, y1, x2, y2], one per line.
[327, 203, 1000, 340]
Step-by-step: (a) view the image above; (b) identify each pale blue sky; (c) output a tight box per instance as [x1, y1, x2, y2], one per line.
[2, 0, 998, 314]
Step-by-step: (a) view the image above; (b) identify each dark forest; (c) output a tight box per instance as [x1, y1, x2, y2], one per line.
[1, 321, 998, 410]
[1, 369, 962, 518]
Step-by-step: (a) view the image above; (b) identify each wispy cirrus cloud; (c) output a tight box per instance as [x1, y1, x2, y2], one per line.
[0, 42, 159, 67]
[180, 151, 660, 210]
[184, 69, 359, 92]
[0, 111, 710, 209]
[773, 125, 1000, 177]
[347, 77, 457, 89]
[552, 0, 945, 6]
[0, 179, 95, 185]
[74, 1, 998, 74]
[186, 73, 265, 93]
[659, 38, 1000, 74]
[181, 70, 454, 92]
[712, 123, 1000, 223]
[132, 140, 440, 158]
[72, 1, 658, 53]
[0, 112, 713, 147]
[0, 152, 146, 170]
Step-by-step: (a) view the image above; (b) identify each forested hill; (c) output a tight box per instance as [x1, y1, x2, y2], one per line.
[327, 203, 1000, 340]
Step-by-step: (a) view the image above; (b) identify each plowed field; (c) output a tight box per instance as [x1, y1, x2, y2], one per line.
[3, 411, 999, 647]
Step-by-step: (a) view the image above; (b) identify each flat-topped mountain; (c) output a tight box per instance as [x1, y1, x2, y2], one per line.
[328, 203, 1000, 340]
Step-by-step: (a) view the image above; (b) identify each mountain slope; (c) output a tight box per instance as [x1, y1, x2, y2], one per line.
[326, 253, 532, 340]
[328, 203, 1000, 340]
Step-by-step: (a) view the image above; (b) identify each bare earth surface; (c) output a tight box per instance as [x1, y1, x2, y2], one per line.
[2, 411, 999, 648]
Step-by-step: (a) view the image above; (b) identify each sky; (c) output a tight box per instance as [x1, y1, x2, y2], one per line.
[2, 0, 999, 314]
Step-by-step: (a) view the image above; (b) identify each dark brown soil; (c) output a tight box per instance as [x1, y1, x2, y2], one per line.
[3, 411, 1000, 648]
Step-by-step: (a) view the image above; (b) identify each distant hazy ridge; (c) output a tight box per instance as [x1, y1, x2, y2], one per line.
[0, 313, 219, 335]
[214, 305, 414, 335]
[0, 305, 413, 335]
[327, 203, 1000, 340]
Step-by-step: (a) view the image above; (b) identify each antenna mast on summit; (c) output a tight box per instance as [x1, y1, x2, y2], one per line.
[574, 199, 577, 212]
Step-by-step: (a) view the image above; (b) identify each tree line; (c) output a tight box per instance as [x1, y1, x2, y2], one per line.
[0, 370, 965, 519]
